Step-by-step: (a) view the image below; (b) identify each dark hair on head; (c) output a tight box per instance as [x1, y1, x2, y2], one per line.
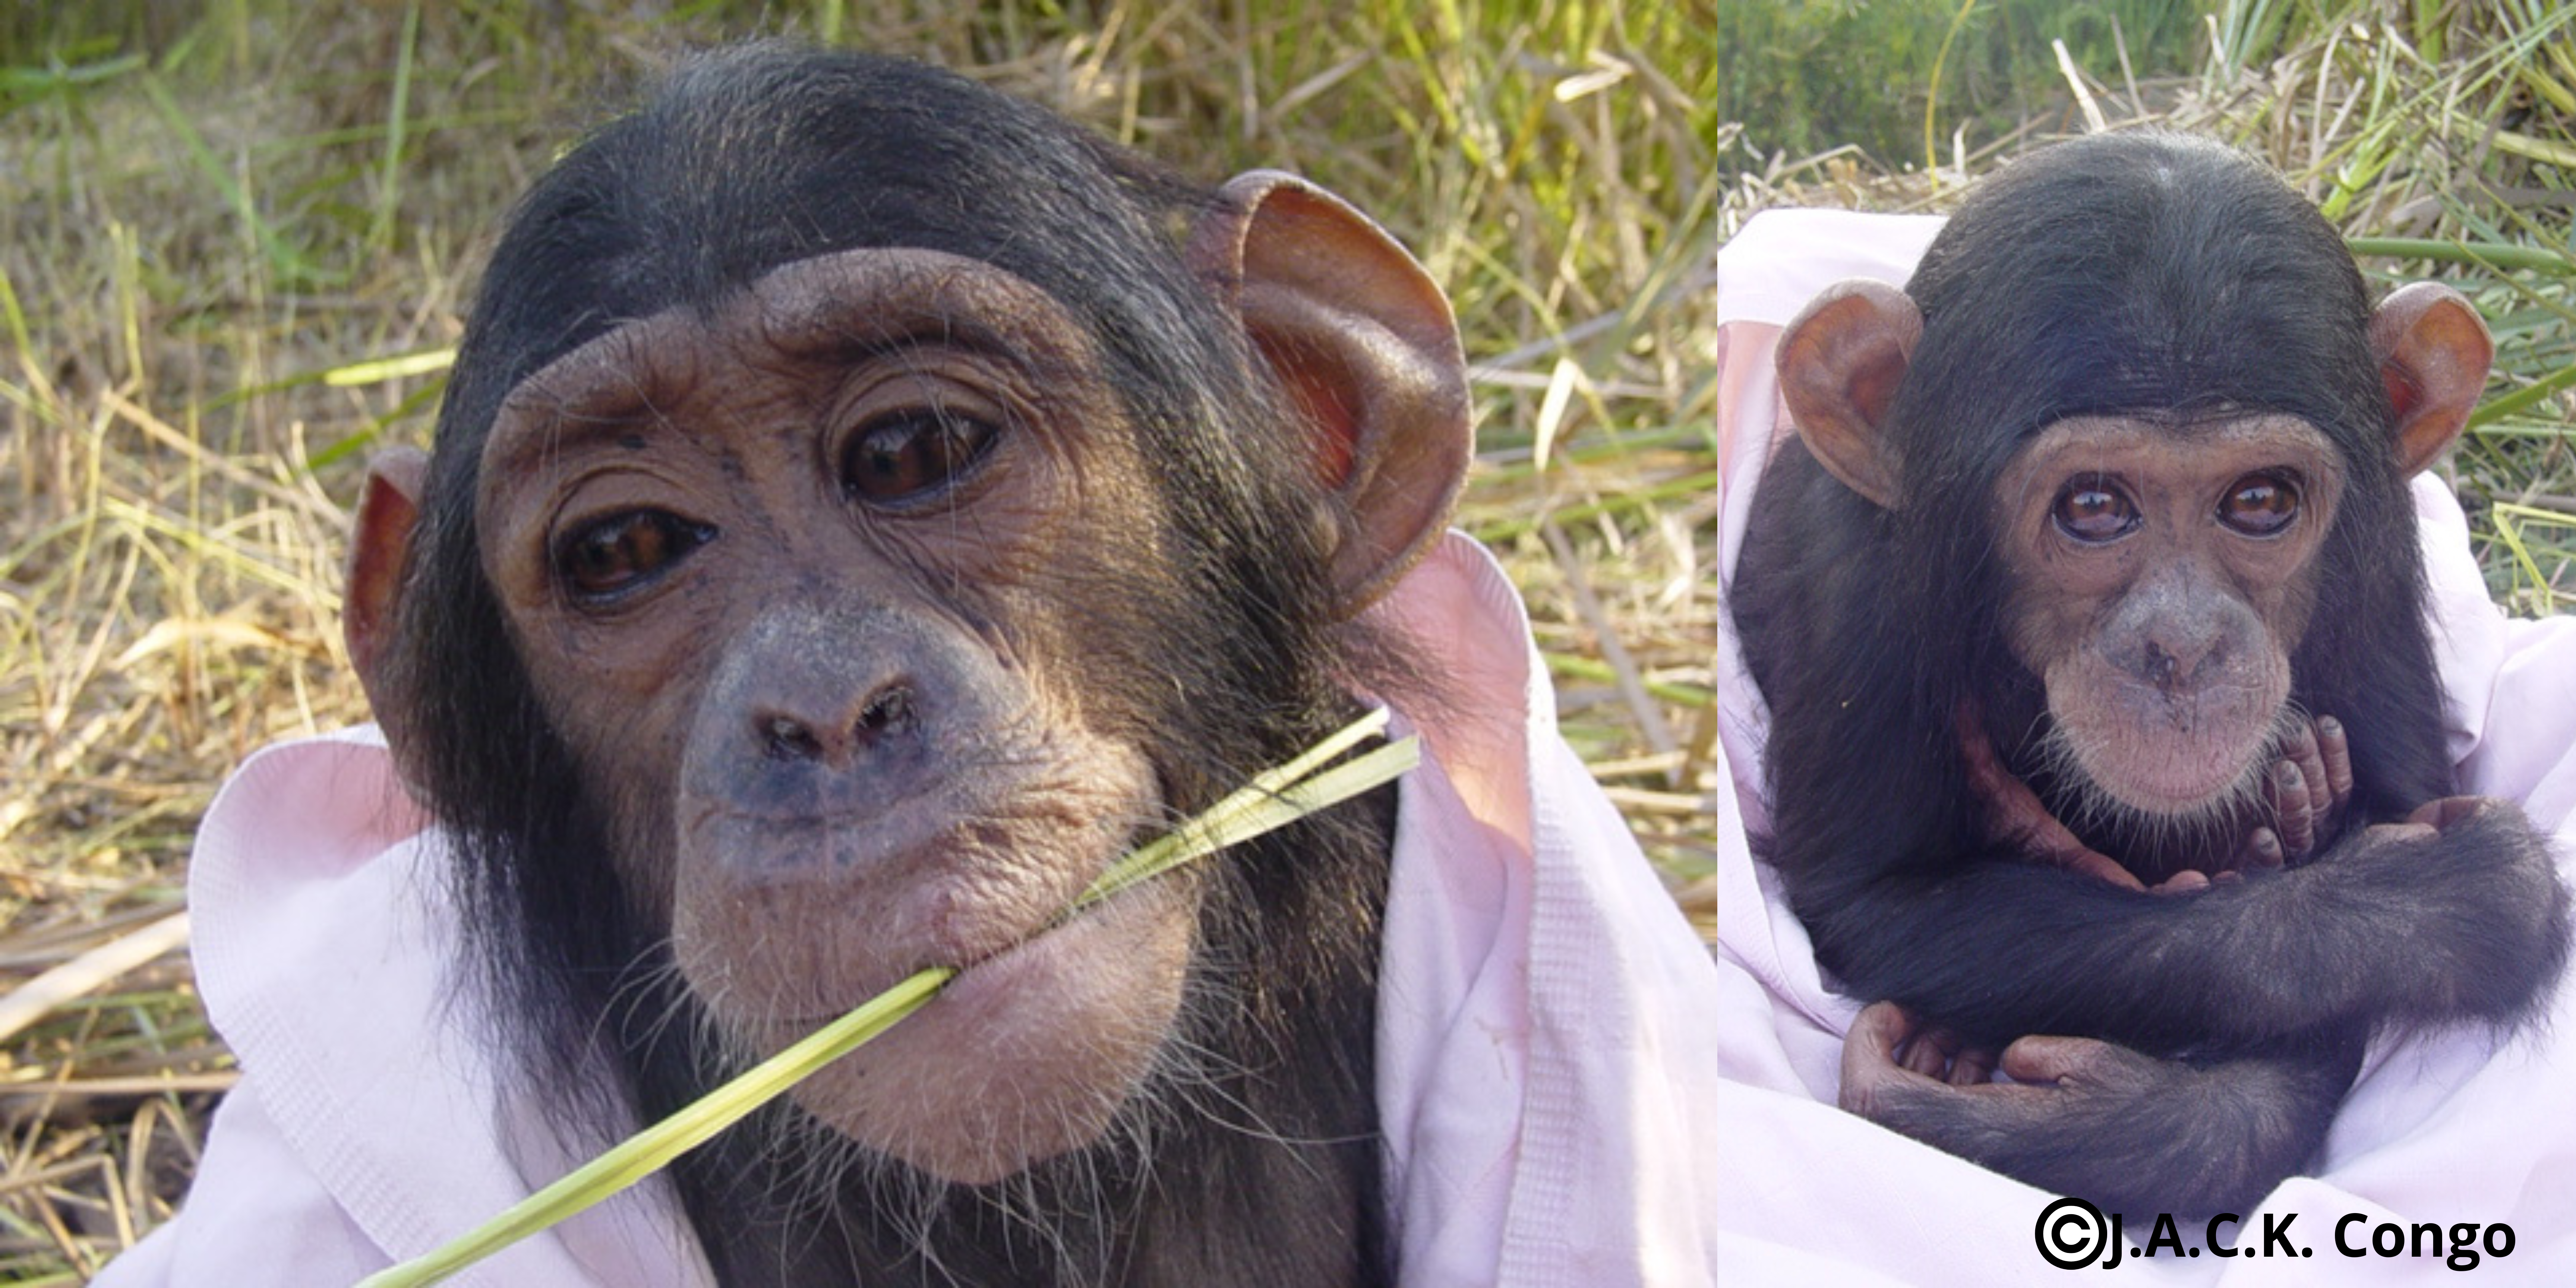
[388, 44, 1364, 1109]
[1899, 132, 2383, 494]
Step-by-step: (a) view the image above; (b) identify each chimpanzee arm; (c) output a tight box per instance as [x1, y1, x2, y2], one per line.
[1839, 1002, 2369, 1217]
[1804, 798, 2570, 1055]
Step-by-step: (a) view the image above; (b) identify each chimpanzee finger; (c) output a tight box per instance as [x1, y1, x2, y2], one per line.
[2316, 715, 2354, 804]
[2406, 796, 2486, 831]
[1949, 1046, 1998, 1086]
[1957, 709, 2049, 843]
[2238, 827, 2285, 870]
[2284, 724, 2329, 822]
[2150, 869, 2212, 895]
[1841, 1003, 1930, 1117]
[1998, 1034, 2155, 1093]
[2270, 761, 2316, 857]
[1841, 1003, 1914, 1083]
[2280, 720, 2325, 799]
[2063, 848, 2149, 891]
[1900, 1023, 1967, 1079]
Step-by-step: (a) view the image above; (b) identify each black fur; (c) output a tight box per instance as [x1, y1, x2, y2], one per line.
[1732, 132, 2570, 1215]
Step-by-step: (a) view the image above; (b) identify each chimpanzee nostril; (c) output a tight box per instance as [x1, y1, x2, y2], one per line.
[853, 685, 916, 747]
[751, 684, 921, 766]
[764, 716, 824, 761]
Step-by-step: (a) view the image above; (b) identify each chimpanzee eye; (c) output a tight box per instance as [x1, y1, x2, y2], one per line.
[2218, 472, 2300, 536]
[556, 510, 715, 602]
[2051, 477, 2138, 543]
[843, 409, 998, 505]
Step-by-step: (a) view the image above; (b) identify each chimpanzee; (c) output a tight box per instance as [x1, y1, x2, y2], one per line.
[347, 48, 1471, 1286]
[94, 44, 1742, 1288]
[1729, 132, 2572, 1216]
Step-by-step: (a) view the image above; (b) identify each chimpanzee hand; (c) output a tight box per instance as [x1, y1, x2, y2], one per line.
[2324, 795, 2529, 866]
[1840, 1000, 2131, 1113]
[1839, 1000, 2000, 1091]
[2233, 714, 2354, 869]
[1839, 1000, 2360, 1215]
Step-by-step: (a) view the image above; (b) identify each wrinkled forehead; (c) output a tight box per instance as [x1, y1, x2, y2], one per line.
[479, 246, 1104, 480]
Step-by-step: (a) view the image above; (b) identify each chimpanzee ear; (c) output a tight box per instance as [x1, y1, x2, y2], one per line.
[2370, 282, 2493, 478]
[1775, 280, 1920, 510]
[346, 447, 427, 752]
[1188, 170, 1471, 616]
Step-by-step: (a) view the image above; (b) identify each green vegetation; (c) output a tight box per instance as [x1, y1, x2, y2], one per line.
[1701, 0, 2209, 165]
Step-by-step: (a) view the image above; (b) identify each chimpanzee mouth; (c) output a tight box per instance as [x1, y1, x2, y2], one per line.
[741, 869, 1194, 1071]
[926, 816, 1172, 977]
[956, 873, 1175, 982]
[2106, 754, 2266, 818]
[2032, 722, 2270, 836]
[758, 817, 1171, 1035]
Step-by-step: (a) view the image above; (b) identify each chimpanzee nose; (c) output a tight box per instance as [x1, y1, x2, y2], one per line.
[681, 603, 1004, 821]
[2140, 627, 2225, 694]
[2108, 560, 2240, 696]
[757, 682, 919, 767]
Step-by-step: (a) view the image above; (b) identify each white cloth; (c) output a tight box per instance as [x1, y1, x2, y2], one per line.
[94, 533, 1723, 1287]
[1709, 209, 2576, 1284]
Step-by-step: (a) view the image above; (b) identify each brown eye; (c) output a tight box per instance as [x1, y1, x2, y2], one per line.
[843, 409, 998, 504]
[2052, 477, 2138, 543]
[557, 511, 714, 602]
[2219, 473, 2300, 536]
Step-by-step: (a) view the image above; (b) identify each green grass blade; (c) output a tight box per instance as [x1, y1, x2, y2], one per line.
[367, 4, 421, 255]
[2471, 363, 2576, 430]
[352, 966, 953, 1288]
[356, 711, 1416, 1287]
[1077, 708, 1393, 905]
[1079, 733, 1420, 908]
[2346, 237, 2574, 274]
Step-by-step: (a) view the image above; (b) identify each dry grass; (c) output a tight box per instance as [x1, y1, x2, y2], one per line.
[0, 0, 2567, 1278]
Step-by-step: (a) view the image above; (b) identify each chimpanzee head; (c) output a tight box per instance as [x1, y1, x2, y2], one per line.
[1774, 132, 2487, 861]
[342, 45, 1469, 1187]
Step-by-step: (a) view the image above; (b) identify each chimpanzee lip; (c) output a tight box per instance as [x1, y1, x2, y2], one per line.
[931, 818, 1155, 961]
[932, 877, 1186, 1011]
[2095, 747, 2263, 817]
[721, 810, 1165, 1031]
[755, 874, 1179, 1032]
